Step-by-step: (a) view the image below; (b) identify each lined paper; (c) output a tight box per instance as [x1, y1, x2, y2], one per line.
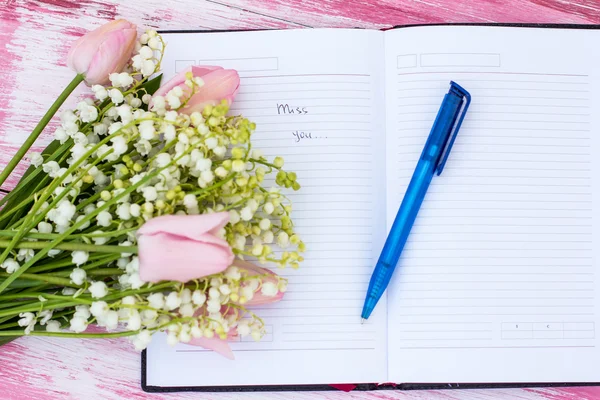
[147, 29, 388, 388]
[385, 26, 600, 384]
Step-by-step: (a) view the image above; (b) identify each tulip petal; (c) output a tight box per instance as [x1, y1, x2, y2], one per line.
[85, 28, 137, 85]
[191, 65, 223, 76]
[187, 337, 234, 360]
[137, 213, 229, 242]
[137, 213, 234, 283]
[67, 19, 137, 84]
[181, 68, 240, 114]
[138, 232, 234, 283]
[67, 35, 95, 74]
[153, 66, 224, 99]
[234, 260, 285, 306]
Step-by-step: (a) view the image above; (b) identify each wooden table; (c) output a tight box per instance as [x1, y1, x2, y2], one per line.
[1, 1, 600, 399]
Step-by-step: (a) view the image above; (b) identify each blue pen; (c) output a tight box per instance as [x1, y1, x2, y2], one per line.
[361, 81, 471, 321]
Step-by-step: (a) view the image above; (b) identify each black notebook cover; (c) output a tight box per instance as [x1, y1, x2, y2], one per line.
[142, 22, 600, 393]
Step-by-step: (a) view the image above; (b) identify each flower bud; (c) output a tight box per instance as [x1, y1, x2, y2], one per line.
[67, 19, 138, 86]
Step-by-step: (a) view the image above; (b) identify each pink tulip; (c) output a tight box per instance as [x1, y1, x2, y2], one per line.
[153, 65, 240, 114]
[137, 213, 234, 283]
[67, 19, 137, 86]
[234, 259, 285, 306]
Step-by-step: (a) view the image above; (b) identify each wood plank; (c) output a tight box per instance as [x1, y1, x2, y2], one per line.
[214, 0, 600, 27]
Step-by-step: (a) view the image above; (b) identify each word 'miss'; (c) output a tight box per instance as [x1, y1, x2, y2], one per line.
[277, 103, 308, 115]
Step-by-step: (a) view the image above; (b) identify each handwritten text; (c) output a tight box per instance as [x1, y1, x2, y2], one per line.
[277, 103, 308, 115]
[292, 131, 328, 142]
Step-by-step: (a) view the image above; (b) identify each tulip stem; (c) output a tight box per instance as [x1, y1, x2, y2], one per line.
[0, 74, 85, 190]
[0, 239, 137, 254]
[0, 330, 139, 339]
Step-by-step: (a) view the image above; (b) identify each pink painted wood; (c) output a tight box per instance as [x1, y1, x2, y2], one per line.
[1, 0, 600, 399]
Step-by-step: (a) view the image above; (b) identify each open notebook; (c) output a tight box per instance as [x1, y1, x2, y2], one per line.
[143, 24, 600, 391]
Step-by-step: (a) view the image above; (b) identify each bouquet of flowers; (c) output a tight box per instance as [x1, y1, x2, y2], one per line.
[0, 19, 304, 358]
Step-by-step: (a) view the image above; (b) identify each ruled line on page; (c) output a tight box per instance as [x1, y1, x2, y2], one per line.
[238, 88, 372, 93]
[398, 118, 590, 124]
[175, 348, 377, 353]
[397, 159, 591, 166]
[397, 78, 589, 84]
[397, 127, 591, 133]
[394, 346, 595, 350]
[396, 71, 589, 77]
[394, 313, 596, 316]
[242, 81, 372, 86]
[398, 110, 591, 116]
[398, 95, 589, 100]
[398, 103, 591, 108]
[242, 73, 371, 78]
[234, 97, 372, 101]
[399, 87, 590, 93]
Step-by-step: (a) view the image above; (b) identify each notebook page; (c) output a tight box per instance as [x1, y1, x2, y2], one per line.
[384, 26, 600, 383]
[145, 29, 388, 388]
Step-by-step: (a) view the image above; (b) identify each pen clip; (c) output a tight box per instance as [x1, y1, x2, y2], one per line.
[435, 81, 471, 175]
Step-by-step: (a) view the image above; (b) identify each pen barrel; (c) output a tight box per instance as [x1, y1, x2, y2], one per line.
[379, 157, 436, 266]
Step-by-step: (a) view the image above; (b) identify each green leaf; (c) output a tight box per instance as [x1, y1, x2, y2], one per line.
[22, 139, 63, 182]
[138, 74, 163, 111]
[0, 336, 17, 346]
[0, 139, 72, 230]
[142, 74, 163, 96]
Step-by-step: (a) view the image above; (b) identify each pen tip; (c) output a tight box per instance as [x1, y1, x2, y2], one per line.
[361, 318, 367, 325]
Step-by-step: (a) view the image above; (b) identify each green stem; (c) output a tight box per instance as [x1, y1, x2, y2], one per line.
[0, 301, 28, 310]
[0, 74, 84, 189]
[27, 253, 110, 274]
[43, 267, 122, 278]
[86, 268, 122, 276]
[81, 254, 121, 271]
[0, 300, 83, 317]
[0, 330, 138, 339]
[0, 281, 183, 320]
[249, 158, 281, 171]
[0, 226, 138, 241]
[0, 272, 77, 287]
[0, 239, 137, 254]
[0, 292, 64, 301]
